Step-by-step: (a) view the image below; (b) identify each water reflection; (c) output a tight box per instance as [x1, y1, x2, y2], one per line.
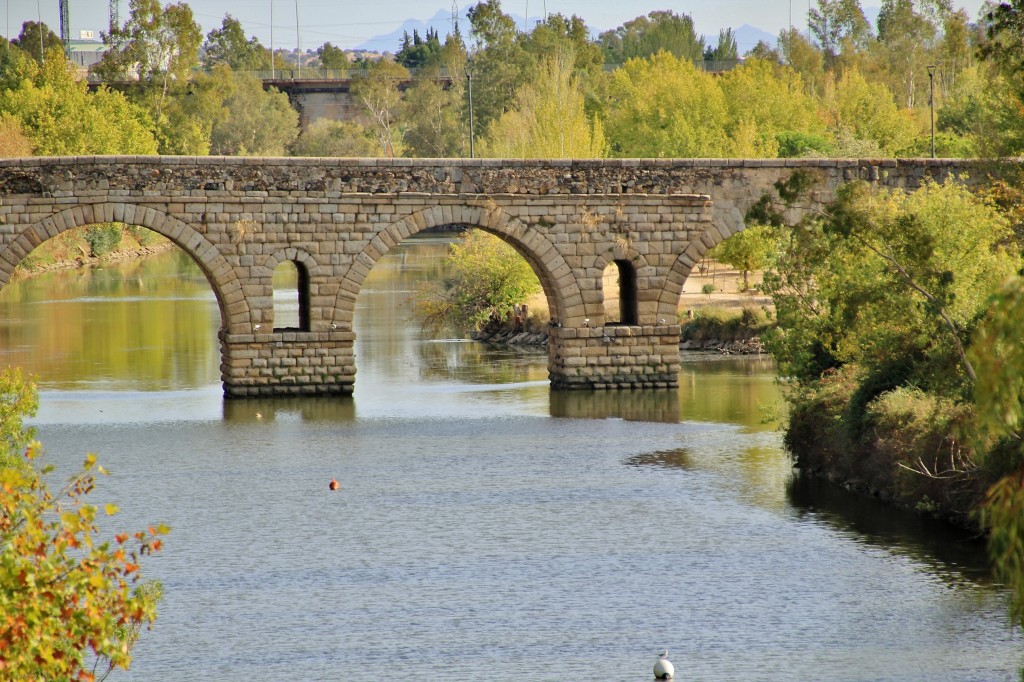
[222, 396, 355, 423]
[624, 448, 694, 469]
[679, 354, 781, 429]
[550, 388, 680, 423]
[788, 473, 992, 583]
[416, 340, 548, 386]
[0, 250, 219, 390]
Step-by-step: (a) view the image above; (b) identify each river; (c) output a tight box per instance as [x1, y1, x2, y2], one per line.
[1, 235, 1020, 680]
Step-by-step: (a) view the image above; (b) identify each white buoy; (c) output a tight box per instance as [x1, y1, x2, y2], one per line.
[653, 650, 675, 679]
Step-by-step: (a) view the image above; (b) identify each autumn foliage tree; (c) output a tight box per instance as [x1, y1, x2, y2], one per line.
[0, 369, 167, 681]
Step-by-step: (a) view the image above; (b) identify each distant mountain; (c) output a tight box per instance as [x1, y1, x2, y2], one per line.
[733, 24, 777, 54]
[355, 8, 791, 55]
[357, 8, 541, 52]
[356, 9, 459, 53]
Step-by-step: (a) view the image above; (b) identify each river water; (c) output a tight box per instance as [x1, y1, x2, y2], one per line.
[1, 236, 1020, 681]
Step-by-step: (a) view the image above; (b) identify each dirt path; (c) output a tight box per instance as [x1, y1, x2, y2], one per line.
[679, 260, 772, 313]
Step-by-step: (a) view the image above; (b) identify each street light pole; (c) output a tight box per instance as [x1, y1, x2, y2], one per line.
[467, 66, 475, 158]
[927, 64, 936, 159]
[294, 0, 300, 77]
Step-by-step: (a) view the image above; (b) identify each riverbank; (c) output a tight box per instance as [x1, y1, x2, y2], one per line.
[13, 226, 175, 279]
[478, 263, 772, 352]
[783, 365, 993, 529]
[473, 321, 767, 354]
[15, 241, 176, 278]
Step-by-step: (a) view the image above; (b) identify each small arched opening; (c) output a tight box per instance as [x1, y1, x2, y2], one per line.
[273, 260, 310, 331]
[602, 259, 638, 325]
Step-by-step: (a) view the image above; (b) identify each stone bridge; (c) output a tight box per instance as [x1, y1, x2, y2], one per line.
[0, 156, 997, 396]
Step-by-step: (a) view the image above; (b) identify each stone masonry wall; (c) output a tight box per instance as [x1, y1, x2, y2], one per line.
[0, 156, 1008, 396]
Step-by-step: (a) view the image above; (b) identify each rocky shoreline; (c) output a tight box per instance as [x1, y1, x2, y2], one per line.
[14, 242, 175, 278]
[473, 327, 766, 354]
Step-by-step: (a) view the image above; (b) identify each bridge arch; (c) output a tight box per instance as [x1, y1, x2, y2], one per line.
[331, 202, 583, 330]
[659, 211, 743, 316]
[0, 202, 249, 334]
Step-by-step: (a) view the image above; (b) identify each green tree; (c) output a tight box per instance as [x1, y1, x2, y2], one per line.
[290, 119, 378, 156]
[201, 14, 271, 71]
[978, 473, 1024, 628]
[809, 0, 873, 68]
[0, 369, 167, 680]
[0, 368, 36, 469]
[317, 42, 348, 70]
[0, 113, 34, 156]
[597, 10, 705, 64]
[521, 13, 603, 75]
[480, 52, 605, 158]
[466, 0, 533, 134]
[602, 51, 731, 157]
[200, 66, 298, 156]
[778, 27, 826, 96]
[709, 224, 777, 291]
[416, 231, 542, 335]
[396, 28, 443, 69]
[937, 64, 1024, 157]
[981, 0, 1024, 89]
[972, 276, 1024, 633]
[0, 37, 24, 90]
[936, 9, 972, 96]
[95, 0, 202, 152]
[402, 75, 466, 157]
[718, 58, 826, 158]
[351, 58, 410, 157]
[10, 21, 62, 64]
[401, 30, 468, 158]
[746, 40, 782, 62]
[822, 67, 918, 155]
[0, 49, 157, 155]
[96, 0, 202, 84]
[757, 177, 1017, 390]
[875, 0, 943, 109]
[704, 28, 739, 62]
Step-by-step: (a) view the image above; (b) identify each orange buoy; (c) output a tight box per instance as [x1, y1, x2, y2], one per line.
[329, 478, 340, 491]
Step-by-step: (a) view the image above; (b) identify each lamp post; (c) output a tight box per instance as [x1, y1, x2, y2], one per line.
[36, 0, 43, 65]
[927, 64, 936, 159]
[294, 0, 300, 78]
[467, 66, 475, 158]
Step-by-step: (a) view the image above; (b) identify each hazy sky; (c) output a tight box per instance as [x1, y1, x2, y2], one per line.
[4, 0, 990, 52]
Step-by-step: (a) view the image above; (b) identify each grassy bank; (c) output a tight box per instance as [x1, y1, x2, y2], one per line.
[784, 364, 995, 528]
[15, 225, 171, 277]
[679, 305, 772, 347]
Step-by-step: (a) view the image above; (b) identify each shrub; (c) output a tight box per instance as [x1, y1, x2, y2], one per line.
[0, 369, 167, 679]
[864, 387, 980, 522]
[680, 305, 771, 343]
[84, 223, 122, 257]
[415, 231, 542, 336]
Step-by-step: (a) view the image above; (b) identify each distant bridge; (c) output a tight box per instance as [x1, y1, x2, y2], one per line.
[0, 155, 994, 397]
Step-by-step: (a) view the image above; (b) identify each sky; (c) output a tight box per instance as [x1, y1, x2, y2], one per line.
[4, 0, 990, 52]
